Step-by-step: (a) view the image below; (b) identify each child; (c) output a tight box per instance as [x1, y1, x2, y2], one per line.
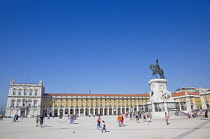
[35, 114, 39, 127]
[101, 120, 106, 133]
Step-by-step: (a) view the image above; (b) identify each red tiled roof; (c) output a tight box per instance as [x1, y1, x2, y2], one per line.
[172, 92, 199, 97]
[44, 93, 150, 97]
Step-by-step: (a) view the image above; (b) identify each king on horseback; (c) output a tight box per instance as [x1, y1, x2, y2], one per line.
[149, 59, 165, 79]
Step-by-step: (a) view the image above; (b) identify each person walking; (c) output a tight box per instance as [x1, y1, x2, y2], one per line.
[15, 114, 19, 122]
[120, 114, 124, 126]
[13, 114, 16, 122]
[39, 115, 44, 127]
[35, 114, 39, 127]
[59, 114, 62, 123]
[205, 109, 208, 118]
[101, 120, 106, 133]
[136, 114, 139, 122]
[70, 114, 74, 124]
[97, 116, 102, 129]
[117, 114, 121, 127]
[130, 112, 132, 120]
[165, 112, 169, 125]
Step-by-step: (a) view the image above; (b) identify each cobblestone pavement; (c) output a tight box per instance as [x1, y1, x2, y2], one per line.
[0, 116, 209, 139]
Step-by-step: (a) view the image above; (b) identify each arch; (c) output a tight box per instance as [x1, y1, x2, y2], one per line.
[104, 108, 108, 115]
[70, 109, 74, 114]
[117, 108, 120, 115]
[100, 108, 103, 115]
[85, 108, 89, 115]
[134, 107, 137, 112]
[65, 109, 68, 114]
[80, 108, 84, 115]
[59, 109, 63, 116]
[122, 108, 125, 114]
[75, 108, 79, 114]
[54, 109, 58, 116]
[95, 108, 98, 115]
[126, 108, 129, 113]
[90, 108, 93, 115]
[109, 108, 112, 115]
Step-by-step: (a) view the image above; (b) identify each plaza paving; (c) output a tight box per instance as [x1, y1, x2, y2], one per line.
[0, 116, 209, 139]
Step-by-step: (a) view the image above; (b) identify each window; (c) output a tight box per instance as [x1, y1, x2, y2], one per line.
[24, 90, 27, 95]
[17, 101, 20, 107]
[28, 101, 32, 107]
[13, 89, 16, 95]
[35, 90, 38, 96]
[11, 101, 15, 107]
[18, 90, 21, 95]
[29, 90, 32, 96]
[34, 101, 37, 107]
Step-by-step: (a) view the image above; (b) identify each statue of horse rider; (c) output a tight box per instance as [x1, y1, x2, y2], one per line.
[149, 59, 165, 79]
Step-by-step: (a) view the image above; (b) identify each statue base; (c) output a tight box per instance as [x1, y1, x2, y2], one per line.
[147, 78, 179, 119]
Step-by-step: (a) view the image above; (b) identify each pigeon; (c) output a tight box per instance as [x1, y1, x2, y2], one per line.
[73, 131, 75, 133]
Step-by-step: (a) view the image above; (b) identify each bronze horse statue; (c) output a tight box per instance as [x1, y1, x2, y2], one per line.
[149, 64, 165, 79]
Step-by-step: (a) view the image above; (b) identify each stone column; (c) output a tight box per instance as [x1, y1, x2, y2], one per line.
[63, 109, 65, 116]
[58, 108, 60, 115]
[98, 108, 100, 114]
[88, 108, 90, 115]
[69, 108, 71, 114]
[84, 108, 86, 116]
[107, 107, 109, 115]
[102, 108, 104, 115]
[164, 101, 168, 112]
[193, 98, 197, 109]
[200, 95, 207, 109]
[179, 101, 182, 111]
[112, 108, 114, 115]
[186, 97, 192, 114]
[120, 107, 122, 114]
[137, 105, 139, 112]
[73, 108, 75, 114]
[143, 100, 145, 111]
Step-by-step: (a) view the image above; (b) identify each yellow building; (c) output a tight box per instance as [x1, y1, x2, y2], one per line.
[42, 93, 150, 116]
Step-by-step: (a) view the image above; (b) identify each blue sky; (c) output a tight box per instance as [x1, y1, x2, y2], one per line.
[0, 0, 210, 110]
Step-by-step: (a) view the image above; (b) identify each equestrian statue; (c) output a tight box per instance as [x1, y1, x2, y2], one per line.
[149, 59, 165, 79]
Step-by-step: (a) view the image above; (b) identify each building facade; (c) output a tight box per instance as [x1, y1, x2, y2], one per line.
[5, 80, 210, 117]
[5, 79, 44, 117]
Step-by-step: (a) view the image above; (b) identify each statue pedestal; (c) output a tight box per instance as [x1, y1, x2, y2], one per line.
[147, 79, 178, 119]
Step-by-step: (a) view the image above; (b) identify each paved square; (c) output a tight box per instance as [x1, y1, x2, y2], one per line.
[0, 116, 209, 139]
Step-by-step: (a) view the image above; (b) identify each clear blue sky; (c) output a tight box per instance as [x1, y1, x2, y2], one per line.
[0, 0, 210, 110]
